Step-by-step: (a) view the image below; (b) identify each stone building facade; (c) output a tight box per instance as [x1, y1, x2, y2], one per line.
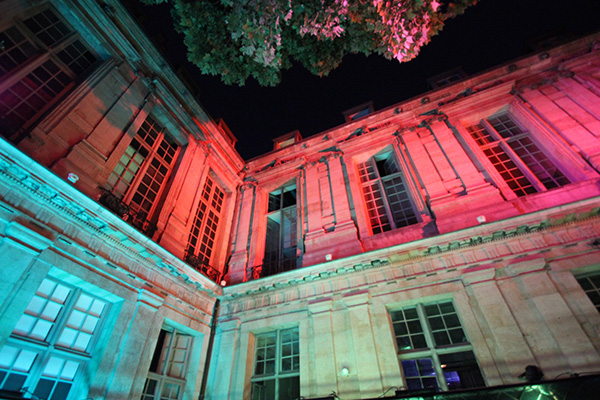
[1, 1, 600, 400]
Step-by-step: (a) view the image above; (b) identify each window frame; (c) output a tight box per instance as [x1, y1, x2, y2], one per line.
[105, 114, 181, 229]
[356, 147, 422, 235]
[0, 277, 109, 400]
[141, 327, 194, 400]
[462, 112, 570, 199]
[575, 272, 600, 313]
[390, 301, 484, 392]
[261, 181, 300, 277]
[0, 4, 101, 141]
[251, 327, 300, 400]
[185, 174, 227, 279]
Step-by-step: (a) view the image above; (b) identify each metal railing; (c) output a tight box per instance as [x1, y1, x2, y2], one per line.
[98, 190, 157, 237]
[184, 252, 223, 283]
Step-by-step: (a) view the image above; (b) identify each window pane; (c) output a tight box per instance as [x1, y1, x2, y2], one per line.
[186, 177, 225, 278]
[252, 379, 275, 400]
[577, 274, 600, 312]
[253, 328, 299, 399]
[279, 376, 300, 400]
[439, 351, 484, 390]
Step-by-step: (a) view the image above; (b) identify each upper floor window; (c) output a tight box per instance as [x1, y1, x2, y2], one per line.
[185, 175, 225, 282]
[466, 113, 569, 197]
[343, 101, 374, 122]
[575, 273, 600, 313]
[357, 151, 419, 235]
[251, 328, 299, 400]
[0, 7, 99, 141]
[142, 328, 193, 400]
[390, 301, 484, 392]
[262, 183, 299, 277]
[105, 115, 180, 233]
[0, 277, 107, 400]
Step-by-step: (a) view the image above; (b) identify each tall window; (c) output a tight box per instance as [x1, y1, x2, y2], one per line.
[142, 328, 193, 400]
[106, 115, 180, 230]
[575, 273, 600, 313]
[0, 277, 107, 400]
[251, 328, 300, 400]
[263, 184, 298, 277]
[390, 301, 484, 391]
[185, 176, 225, 280]
[0, 7, 98, 140]
[467, 113, 569, 197]
[358, 151, 418, 234]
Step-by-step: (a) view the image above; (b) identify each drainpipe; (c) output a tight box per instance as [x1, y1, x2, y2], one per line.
[199, 298, 220, 399]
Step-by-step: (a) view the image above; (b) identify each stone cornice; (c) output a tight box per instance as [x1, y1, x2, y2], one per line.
[0, 139, 222, 298]
[222, 197, 600, 304]
[243, 33, 600, 168]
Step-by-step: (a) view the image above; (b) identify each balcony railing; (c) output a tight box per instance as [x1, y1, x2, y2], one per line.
[98, 190, 157, 237]
[99, 191, 224, 284]
[184, 252, 223, 284]
[249, 257, 298, 280]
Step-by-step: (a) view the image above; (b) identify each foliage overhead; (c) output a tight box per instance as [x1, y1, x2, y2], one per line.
[141, 0, 478, 86]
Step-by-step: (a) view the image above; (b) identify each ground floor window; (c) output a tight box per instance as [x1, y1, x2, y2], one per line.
[0, 277, 107, 400]
[251, 327, 299, 400]
[575, 273, 600, 313]
[141, 328, 193, 400]
[391, 301, 484, 391]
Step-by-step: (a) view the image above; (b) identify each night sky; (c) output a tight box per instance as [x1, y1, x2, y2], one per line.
[131, 0, 600, 160]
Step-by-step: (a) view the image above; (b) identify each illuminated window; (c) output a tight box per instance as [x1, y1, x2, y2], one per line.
[142, 328, 193, 400]
[263, 184, 299, 277]
[390, 301, 484, 391]
[467, 113, 569, 197]
[251, 328, 299, 400]
[0, 7, 98, 140]
[186, 176, 225, 273]
[358, 151, 418, 235]
[106, 115, 180, 229]
[576, 273, 600, 313]
[0, 277, 107, 400]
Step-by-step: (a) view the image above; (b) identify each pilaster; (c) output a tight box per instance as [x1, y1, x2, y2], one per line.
[302, 152, 362, 266]
[462, 268, 537, 383]
[226, 180, 257, 284]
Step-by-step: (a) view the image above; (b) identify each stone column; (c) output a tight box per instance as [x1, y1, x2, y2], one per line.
[303, 151, 362, 267]
[307, 298, 339, 397]
[504, 259, 600, 377]
[462, 268, 537, 383]
[226, 181, 257, 283]
[205, 318, 243, 400]
[407, 119, 505, 233]
[100, 289, 164, 400]
[343, 292, 384, 398]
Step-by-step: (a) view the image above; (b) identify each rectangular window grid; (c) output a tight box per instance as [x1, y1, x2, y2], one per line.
[187, 176, 225, 266]
[576, 274, 600, 313]
[0, 27, 38, 76]
[467, 114, 569, 197]
[252, 328, 300, 400]
[0, 277, 107, 400]
[0, 7, 98, 139]
[391, 301, 484, 392]
[107, 115, 179, 219]
[263, 185, 298, 277]
[0, 60, 72, 132]
[358, 152, 418, 234]
[142, 329, 193, 400]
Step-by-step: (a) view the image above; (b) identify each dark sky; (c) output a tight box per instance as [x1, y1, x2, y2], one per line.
[131, 0, 600, 160]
